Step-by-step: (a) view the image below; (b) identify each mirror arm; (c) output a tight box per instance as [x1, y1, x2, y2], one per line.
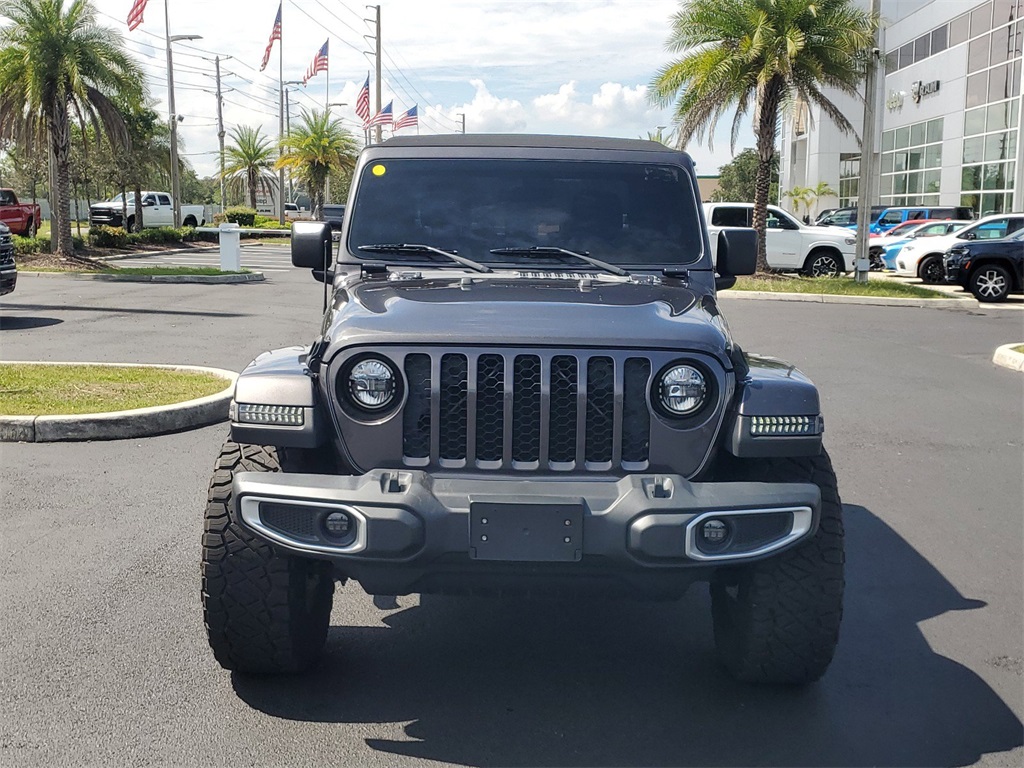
[312, 268, 335, 284]
[715, 275, 737, 291]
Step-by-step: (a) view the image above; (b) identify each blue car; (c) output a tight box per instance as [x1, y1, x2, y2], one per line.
[868, 205, 974, 235]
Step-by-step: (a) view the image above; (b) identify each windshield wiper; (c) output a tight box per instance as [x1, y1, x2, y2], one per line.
[357, 243, 492, 273]
[488, 246, 629, 277]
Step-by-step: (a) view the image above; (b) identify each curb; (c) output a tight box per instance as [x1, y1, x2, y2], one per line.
[719, 291, 972, 309]
[0, 362, 237, 442]
[19, 271, 264, 284]
[992, 344, 1024, 372]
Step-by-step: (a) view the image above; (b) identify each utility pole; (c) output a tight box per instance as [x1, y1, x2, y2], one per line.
[278, 9, 286, 226]
[165, 1, 181, 229]
[215, 55, 227, 212]
[373, 5, 382, 144]
[854, 0, 882, 284]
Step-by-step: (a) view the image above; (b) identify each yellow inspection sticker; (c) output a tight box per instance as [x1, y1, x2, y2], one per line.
[371, 164, 386, 176]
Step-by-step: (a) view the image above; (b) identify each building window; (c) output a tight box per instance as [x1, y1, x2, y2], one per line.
[881, 119, 944, 207]
[839, 153, 860, 207]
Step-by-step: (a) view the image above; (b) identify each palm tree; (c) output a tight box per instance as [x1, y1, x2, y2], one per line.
[0, 0, 144, 258]
[222, 125, 276, 210]
[651, 0, 876, 271]
[809, 180, 837, 218]
[277, 109, 359, 218]
[783, 185, 814, 220]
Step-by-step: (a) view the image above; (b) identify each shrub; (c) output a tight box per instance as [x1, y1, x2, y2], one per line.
[212, 212, 226, 226]
[224, 206, 257, 226]
[89, 225, 129, 248]
[14, 234, 85, 254]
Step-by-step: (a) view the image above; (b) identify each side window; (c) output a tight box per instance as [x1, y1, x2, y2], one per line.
[880, 210, 904, 225]
[0, 190, 14, 205]
[975, 219, 1009, 239]
[907, 209, 928, 221]
[767, 207, 800, 230]
[143, 194, 157, 206]
[920, 224, 947, 236]
[929, 208, 954, 219]
[157, 194, 171, 206]
[710, 206, 750, 227]
[1007, 218, 1024, 235]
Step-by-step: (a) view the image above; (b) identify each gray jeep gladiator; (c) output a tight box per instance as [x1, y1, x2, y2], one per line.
[202, 135, 843, 684]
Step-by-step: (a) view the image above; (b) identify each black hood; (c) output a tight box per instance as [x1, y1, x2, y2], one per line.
[320, 273, 731, 365]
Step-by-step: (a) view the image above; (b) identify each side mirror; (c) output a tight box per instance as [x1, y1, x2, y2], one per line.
[292, 221, 333, 269]
[716, 227, 757, 281]
[964, 231, 977, 240]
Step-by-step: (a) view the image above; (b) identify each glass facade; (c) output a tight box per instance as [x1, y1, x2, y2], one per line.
[880, 118, 944, 206]
[839, 153, 860, 207]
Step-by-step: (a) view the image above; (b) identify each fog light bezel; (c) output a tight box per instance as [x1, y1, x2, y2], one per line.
[239, 496, 368, 555]
[684, 507, 814, 561]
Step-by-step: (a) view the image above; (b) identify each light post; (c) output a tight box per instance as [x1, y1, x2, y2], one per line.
[325, 102, 348, 205]
[283, 81, 304, 205]
[164, 19, 202, 229]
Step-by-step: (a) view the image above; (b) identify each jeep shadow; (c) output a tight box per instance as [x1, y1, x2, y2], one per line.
[231, 503, 1023, 767]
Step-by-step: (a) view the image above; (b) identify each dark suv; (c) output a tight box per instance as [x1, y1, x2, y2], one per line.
[944, 229, 1024, 302]
[202, 135, 844, 685]
[0, 222, 16, 296]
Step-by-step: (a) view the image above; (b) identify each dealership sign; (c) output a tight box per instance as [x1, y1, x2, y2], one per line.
[911, 80, 941, 103]
[886, 90, 905, 111]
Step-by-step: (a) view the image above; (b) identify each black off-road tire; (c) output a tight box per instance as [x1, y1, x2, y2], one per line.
[918, 254, 946, 284]
[183, 215, 198, 228]
[709, 451, 844, 685]
[202, 440, 335, 675]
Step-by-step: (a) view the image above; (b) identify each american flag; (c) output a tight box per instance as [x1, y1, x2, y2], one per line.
[302, 40, 329, 85]
[368, 100, 393, 128]
[259, 4, 282, 72]
[394, 105, 418, 131]
[126, 0, 148, 31]
[355, 76, 371, 127]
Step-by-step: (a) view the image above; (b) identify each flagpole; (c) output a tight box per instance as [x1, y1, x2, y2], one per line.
[277, 3, 285, 226]
[325, 48, 330, 205]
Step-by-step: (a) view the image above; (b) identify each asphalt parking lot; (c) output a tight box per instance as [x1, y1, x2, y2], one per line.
[2, 250, 1022, 767]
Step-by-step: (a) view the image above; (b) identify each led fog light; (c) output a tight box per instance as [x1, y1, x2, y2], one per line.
[323, 511, 353, 539]
[701, 519, 729, 545]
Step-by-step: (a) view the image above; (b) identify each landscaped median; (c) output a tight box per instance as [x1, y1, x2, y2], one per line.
[0, 362, 237, 442]
[19, 263, 264, 283]
[992, 344, 1024, 372]
[722, 275, 971, 308]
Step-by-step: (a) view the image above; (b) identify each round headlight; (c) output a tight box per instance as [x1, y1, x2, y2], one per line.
[348, 358, 396, 410]
[659, 364, 706, 415]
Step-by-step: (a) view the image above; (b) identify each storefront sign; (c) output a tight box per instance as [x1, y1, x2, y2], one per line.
[911, 80, 941, 103]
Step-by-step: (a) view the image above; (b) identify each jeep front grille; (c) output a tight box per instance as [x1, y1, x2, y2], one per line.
[400, 351, 651, 471]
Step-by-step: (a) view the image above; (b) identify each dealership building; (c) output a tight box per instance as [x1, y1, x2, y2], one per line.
[778, 0, 1023, 217]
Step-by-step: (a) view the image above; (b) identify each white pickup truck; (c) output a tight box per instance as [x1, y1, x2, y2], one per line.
[703, 202, 857, 276]
[89, 192, 206, 231]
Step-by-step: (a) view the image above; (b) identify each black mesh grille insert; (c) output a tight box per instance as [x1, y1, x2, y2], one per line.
[439, 354, 468, 460]
[512, 355, 542, 462]
[548, 355, 578, 463]
[585, 357, 615, 463]
[403, 354, 432, 458]
[475, 354, 505, 462]
[260, 502, 318, 541]
[622, 358, 651, 463]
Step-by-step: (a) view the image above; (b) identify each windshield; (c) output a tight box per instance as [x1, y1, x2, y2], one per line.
[346, 158, 704, 267]
[110, 193, 136, 204]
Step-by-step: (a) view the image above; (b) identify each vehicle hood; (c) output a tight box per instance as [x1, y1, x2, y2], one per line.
[90, 201, 123, 210]
[802, 224, 854, 240]
[320, 272, 731, 366]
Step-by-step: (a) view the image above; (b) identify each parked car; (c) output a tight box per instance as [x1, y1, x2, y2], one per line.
[704, 202, 856, 276]
[0, 222, 16, 296]
[944, 229, 1024, 302]
[89, 192, 206, 230]
[869, 205, 974, 235]
[203, 134, 846, 685]
[0, 188, 42, 237]
[284, 203, 312, 222]
[896, 213, 1024, 283]
[871, 220, 970, 270]
[815, 205, 887, 229]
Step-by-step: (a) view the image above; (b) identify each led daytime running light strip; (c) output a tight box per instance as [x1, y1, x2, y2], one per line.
[749, 415, 821, 436]
[236, 403, 305, 426]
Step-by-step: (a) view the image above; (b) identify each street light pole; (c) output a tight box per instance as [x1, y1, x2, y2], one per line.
[283, 80, 304, 205]
[163, 4, 201, 229]
[326, 102, 348, 205]
[854, 0, 882, 284]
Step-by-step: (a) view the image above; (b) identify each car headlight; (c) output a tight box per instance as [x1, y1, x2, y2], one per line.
[658, 364, 707, 415]
[844, 237, 856, 245]
[902, 243, 916, 252]
[348, 358, 397, 410]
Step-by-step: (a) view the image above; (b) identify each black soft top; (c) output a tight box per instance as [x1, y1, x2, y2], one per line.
[380, 134, 675, 153]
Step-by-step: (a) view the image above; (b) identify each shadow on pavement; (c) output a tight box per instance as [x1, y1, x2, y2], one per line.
[0, 316, 64, 330]
[4, 303, 249, 318]
[232, 505, 1023, 767]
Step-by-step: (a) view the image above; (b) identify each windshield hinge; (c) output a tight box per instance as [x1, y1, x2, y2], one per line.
[662, 268, 690, 284]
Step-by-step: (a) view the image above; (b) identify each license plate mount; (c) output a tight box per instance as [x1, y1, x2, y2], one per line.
[469, 502, 583, 562]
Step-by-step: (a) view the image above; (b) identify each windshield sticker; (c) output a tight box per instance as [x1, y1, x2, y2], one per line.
[371, 164, 387, 177]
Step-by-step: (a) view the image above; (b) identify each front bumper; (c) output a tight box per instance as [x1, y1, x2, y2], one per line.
[234, 470, 820, 596]
[0, 263, 16, 296]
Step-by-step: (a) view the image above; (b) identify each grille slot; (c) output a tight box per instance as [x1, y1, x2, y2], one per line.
[399, 351, 654, 472]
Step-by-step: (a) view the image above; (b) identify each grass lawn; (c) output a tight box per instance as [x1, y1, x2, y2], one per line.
[101, 266, 249, 276]
[733, 275, 947, 299]
[0, 363, 229, 416]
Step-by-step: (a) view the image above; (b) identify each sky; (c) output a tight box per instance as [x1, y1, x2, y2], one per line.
[88, 0, 756, 178]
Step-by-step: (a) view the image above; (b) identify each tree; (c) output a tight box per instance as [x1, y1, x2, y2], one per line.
[0, 0, 143, 258]
[276, 109, 359, 218]
[651, 0, 876, 271]
[644, 126, 678, 147]
[783, 185, 815, 220]
[809, 180, 837, 217]
[222, 125, 276, 210]
[711, 148, 777, 203]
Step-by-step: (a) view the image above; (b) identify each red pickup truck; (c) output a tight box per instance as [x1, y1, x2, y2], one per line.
[0, 189, 41, 237]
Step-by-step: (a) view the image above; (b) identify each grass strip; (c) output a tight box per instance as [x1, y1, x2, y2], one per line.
[1013, 345, 1024, 354]
[101, 266, 249, 276]
[733, 275, 947, 298]
[0, 364, 228, 416]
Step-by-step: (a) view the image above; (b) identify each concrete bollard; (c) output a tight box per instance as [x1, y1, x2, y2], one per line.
[218, 222, 241, 272]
